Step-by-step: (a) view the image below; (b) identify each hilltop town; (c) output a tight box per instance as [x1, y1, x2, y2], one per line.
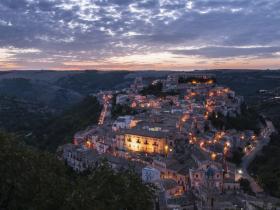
[58, 73, 278, 210]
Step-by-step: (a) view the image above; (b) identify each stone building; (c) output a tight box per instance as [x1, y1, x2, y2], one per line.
[116, 129, 172, 155]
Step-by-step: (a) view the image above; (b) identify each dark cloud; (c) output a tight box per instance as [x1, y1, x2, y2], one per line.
[0, 0, 279, 69]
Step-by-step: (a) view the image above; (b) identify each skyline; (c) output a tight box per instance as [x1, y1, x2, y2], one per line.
[0, 0, 280, 70]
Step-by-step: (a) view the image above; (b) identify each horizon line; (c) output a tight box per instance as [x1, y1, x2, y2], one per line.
[0, 68, 279, 72]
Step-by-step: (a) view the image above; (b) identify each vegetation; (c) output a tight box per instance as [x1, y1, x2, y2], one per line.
[0, 78, 83, 112]
[0, 95, 101, 152]
[26, 96, 102, 151]
[0, 95, 50, 134]
[56, 71, 130, 95]
[227, 147, 244, 166]
[249, 133, 280, 198]
[111, 104, 137, 119]
[0, 133, 155, 210]
[239, 178, 255, 195]
[215, 70, 280, 104]
[248, 98, 280, 198]
[110, 94, 139, 119]
[209, 104, 263, 134]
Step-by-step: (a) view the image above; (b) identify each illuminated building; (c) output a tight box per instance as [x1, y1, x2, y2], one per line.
[125, 133, 162, 153]
[112, 115, 138, 131]
[116, 129, 174, 155]
[163, 73, 216, 92]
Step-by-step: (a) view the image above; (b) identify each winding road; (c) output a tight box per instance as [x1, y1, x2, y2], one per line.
[240, 120, 275, 194]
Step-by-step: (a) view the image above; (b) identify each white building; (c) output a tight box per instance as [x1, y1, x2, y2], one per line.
[116, 94, 130, 105]
[142, 167, 161, 183]
[112, 115, 136, 131]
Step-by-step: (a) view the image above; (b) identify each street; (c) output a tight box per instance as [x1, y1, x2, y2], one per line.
[240, 120, 275, 193]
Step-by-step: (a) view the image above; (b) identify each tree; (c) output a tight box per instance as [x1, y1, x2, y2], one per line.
[0, 133, 155, 210]
[27, 96, 102, 151]
[0, 133, 72, 210]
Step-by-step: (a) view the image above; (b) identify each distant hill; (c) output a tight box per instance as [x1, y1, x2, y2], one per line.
[0, 70, 81, 82]
[0, 70, 134, 110]
[215, 70, 280, 102]
[56, 71, 131, 94]
[0, 78, 83, 111]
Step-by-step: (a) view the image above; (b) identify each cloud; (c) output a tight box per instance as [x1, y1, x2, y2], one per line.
[0, 0, 280, 70]
[170, 46, 280, 58]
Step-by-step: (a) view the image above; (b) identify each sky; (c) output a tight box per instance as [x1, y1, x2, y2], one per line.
[0, 0, 280, 71]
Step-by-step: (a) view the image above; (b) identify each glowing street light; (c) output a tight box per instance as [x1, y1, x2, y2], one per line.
[211, 153, 217, 160]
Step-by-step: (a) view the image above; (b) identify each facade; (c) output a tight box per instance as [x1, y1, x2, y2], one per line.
[112, 115, 137, 131]
[189, 162, 224, 191]
[189, 161, 239, 192]
[152, 158, 191, 191]
[116, 132, 169, 154]
[142, 167, 161, 182]
[61, 144, 98, 172]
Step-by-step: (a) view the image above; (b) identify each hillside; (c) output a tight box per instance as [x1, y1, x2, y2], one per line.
[0, 70, 133, 111]
[56, 71, 131, 94]
[249, 98, 280, 197]
[0, 132, 154, 210]
[214, 70, 280, 104]
[0, 78, 83, 112]
[0, 95, 50, 134]
[25, 96, 102, 151]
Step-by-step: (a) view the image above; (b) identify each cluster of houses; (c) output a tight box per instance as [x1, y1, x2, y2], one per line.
[206, 87, 243, 117]
[57, 73, 278, 210]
